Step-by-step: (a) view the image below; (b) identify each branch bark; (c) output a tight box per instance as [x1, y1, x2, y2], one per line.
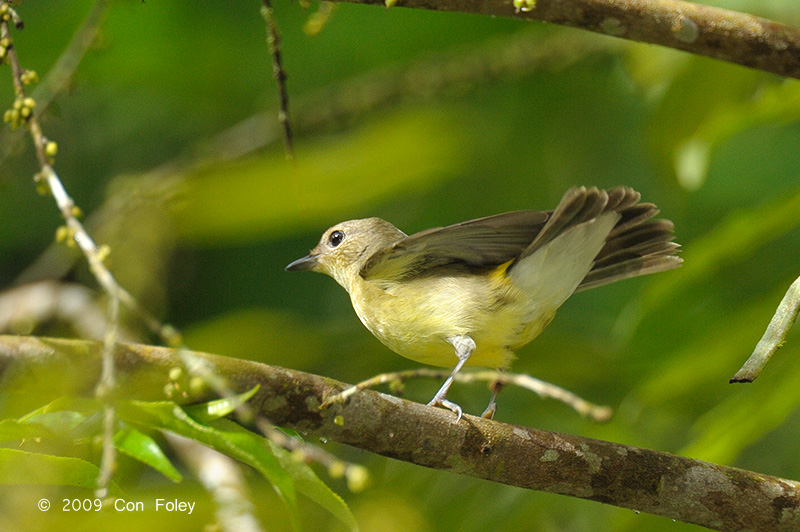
[331, 0, 800, 80]
[1, 335, 799, 531]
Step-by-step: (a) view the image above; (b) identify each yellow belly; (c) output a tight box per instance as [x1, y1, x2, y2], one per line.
[348, 272, 557, 369]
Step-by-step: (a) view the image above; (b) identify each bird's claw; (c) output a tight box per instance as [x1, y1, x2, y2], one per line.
[427, 396, 463, 423]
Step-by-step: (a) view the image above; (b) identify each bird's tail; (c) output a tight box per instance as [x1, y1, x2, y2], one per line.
[576, 188, 682, 292]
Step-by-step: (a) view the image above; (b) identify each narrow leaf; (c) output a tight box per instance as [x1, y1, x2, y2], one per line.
[114, 425, 182, 482]
[184, 385, 260, 423]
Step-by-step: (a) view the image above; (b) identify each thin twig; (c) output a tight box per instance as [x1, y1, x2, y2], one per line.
[323, 368, 613, 422]
[731, 274, 800, 383]
[261, 0, 294, 161]
[94, 287, 119, 498]
[330, 0, 800, 79]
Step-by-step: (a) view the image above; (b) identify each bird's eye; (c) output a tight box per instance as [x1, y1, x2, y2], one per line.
[328, 230, 345, 248]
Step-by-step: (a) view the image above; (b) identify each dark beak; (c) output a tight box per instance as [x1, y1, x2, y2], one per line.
[285, 254, 319, 272]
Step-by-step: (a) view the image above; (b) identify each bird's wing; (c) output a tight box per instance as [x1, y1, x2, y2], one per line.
[360, 210, 550, 282]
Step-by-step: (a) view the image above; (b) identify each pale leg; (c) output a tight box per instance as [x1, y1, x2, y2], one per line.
[427, 334, 476, 422]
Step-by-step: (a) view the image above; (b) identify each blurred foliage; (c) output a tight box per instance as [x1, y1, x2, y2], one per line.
[1, 0, 800, 531]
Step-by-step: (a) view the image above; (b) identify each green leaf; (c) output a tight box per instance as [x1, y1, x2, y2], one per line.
[116, 400, 298, 525]
[21, 396, 102, 418]
[0, 418, 57, 442]
[211, 418, 358, 532]
[18, 397, 105, 442]
[0, 448, 118, 493]
[114, 425, 182, 482]
[0, 397, 103, 443]
[23, 410, 92, 436]
[184, 385, 260, 423]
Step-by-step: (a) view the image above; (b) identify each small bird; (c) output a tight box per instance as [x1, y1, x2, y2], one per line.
[286, 186, 681, 420]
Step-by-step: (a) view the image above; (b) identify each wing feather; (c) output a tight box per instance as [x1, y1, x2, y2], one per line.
[360, 210, 549, 281]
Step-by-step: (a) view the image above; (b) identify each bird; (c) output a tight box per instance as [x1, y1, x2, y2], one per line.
[286, 186, 681, 420]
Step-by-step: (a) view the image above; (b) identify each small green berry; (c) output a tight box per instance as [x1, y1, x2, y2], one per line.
[55, 225, 71, 243]
[188, 376, 206, 396]
[328, 461, 345, 479]
[21, 70, 38, 84]
[35, 178, 50, 195]
[168, 366, 184, 382]
[44, 140, 58, 157]
[346, 466, 370, 492]
[513, 0, 536, 12]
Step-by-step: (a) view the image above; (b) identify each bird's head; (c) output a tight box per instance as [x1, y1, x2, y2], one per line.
[286, 217, 405, 292]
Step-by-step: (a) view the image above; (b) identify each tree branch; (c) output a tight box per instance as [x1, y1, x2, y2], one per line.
[1, 335, 798, 531]
[331, 0, 800, 80]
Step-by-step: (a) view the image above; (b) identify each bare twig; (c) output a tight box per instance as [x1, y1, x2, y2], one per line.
[94, 286, 119, 498]
[330, 0, 800, 79]
[323, 368, 613, 422]
[1, 335, 798, 532]
[261, 0, 294, 161]
[731, 274, 800, 383]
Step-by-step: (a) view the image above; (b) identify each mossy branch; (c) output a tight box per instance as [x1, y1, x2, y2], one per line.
[1, 335, 798, 532]
[332, 0, 800, 79]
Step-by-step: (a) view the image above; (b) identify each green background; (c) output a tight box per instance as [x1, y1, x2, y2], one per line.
[2, 1, 800, 530]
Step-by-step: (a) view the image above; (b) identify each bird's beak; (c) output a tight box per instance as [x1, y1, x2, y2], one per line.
[285, 254, 319, 272]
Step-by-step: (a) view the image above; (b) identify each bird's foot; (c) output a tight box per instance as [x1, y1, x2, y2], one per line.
[427, 396, 463, 423]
